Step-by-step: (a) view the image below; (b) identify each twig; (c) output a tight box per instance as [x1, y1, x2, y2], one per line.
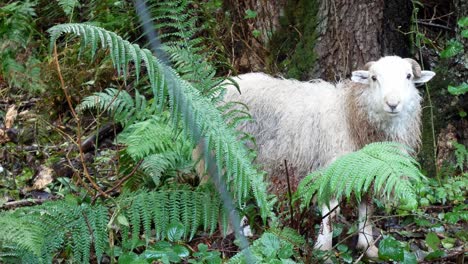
[66, 147, 94, 194]
[81, 210, 95, 246]
[320, 202, 341, 220]
[419, 12, 454, 22]
[417, 21, 454, 31]
[353, 234, 382, 264]
[53, 43, 109, 198]
[92, 159, 144, 203]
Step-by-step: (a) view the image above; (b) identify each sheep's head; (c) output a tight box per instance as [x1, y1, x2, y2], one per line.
[351, 56, 435, 120]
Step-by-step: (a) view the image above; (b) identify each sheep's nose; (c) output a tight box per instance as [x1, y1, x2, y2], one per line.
[386, 100, 400, 111]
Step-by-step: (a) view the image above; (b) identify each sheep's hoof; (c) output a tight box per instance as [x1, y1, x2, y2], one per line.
[364, 245, 379, 260]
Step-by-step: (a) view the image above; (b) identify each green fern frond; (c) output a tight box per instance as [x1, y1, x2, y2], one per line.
[296, 142, 426, 209]
[140, 152, 179, 185]
[48, 23, 271, 219]
[0, 1, 37, 45]
[116, 114, 193, 186]
[57, 0, 80, 16]
[269, 227, 306, 247]
[0, 214, 45, 259]
[78, 88, 152, 126]
[120, 188, 221, 242]
[117, 116, 175, 160]
[0, 200, 109, 264]
[151, 0, 226, 100]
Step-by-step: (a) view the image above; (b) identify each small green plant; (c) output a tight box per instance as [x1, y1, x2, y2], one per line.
[425, 232, 444, 260]
[188, 243, 222, 264]
[119, 223, 190, 264]
[118, 241, 222, 264]
[117, 223, 222, 264]
[440, 17, 467, 59]
[57, 0, 80, 20]
[441, 17, 468, 117]
[244, 9, 257, 19]
[243, 9, 261, 38]
[228, 232, 299, 263]
[418, 177, 467, 206]
[378, 235, 417, 263]
[0, 198, 109, 264]
[453, 142, 468, 172]
[0, 1, 45, 92]
[443, 204, 468, 224]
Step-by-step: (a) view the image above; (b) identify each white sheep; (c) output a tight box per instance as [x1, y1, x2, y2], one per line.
[223, 56, 435, 258]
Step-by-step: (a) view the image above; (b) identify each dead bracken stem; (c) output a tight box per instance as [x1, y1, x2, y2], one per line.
[284, 160, 295, 227]
[53, 43, 109, 198]
[91, 159, 144, 204]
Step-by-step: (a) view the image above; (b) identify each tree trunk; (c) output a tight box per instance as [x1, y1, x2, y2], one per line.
[311, 0, 385, 81]
[310, 0, 412, 80]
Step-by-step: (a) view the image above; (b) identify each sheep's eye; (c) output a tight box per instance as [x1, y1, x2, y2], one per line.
[371, 75, 377, 81]
[406, 73, 412, 79]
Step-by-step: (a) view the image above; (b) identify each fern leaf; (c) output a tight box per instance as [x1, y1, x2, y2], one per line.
[0, 214, 45, 258]
[297, 142, 426, 209]
[117, 117, 175, 160]
[0, 201, 109, 264]
[118, 188, 221, 242]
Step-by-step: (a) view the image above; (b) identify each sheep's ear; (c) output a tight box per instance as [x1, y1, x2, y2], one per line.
[413, 71, 435, 84]
[351, 71, 369, 84]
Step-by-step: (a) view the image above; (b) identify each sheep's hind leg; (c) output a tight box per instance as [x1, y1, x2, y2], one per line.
[314, 199, 340, 253]
[356, 199, 379, 259]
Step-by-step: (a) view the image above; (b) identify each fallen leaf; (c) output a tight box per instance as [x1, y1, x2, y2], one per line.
[32, 165, 54, 190]
[5, 105, 18, 129]
[0, 129, 8, 144]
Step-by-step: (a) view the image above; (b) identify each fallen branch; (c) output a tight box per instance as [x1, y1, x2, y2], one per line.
[419, 246, 466, 263]
[80, 123, 122, 153]
[1, 197, 60, 210]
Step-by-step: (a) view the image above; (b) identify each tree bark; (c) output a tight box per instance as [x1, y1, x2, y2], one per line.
[311, 0, 385, 81]
[309, 0, 411, 80]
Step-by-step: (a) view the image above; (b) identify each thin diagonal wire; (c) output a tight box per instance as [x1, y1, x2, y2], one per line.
[132, 1, 253, 262]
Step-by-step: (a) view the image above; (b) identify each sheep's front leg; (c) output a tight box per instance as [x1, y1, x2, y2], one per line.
[356, 199, 379, 258]
[314, 199, 339, 252]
